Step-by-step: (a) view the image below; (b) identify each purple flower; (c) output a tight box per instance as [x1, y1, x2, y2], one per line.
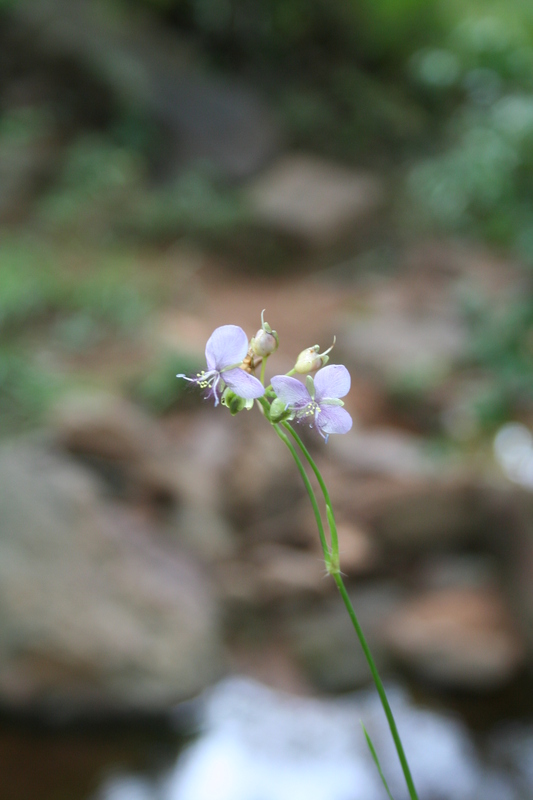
[177, 325, 265, 406]
[271, 364, 352, 441]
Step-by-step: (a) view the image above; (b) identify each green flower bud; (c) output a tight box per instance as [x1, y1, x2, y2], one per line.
[221, 389, 254, 415]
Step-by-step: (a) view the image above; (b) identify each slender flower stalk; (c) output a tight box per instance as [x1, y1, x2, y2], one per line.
[282, 422, 340, 561]
[273, 419, 419, 800]
[272, 423, 330, 563]
[177, 312, 419, 800]
[260, 355, 268, 386]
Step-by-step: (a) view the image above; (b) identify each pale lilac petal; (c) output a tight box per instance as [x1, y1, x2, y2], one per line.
[205, 325, 249, 370]
[271, 376, 310, 409]
[314, 364, 351, 401]
[223, 368, 265, 399]
[316, 405, 353, 435]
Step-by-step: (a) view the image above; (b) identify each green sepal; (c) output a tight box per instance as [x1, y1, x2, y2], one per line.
[270, 397, 294, 423]
[221, 388, 253, 415]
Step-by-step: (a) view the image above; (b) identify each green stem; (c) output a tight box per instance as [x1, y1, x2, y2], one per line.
[260, 355, 268, 386]
[281, 421, 419, 800]
[334, 572, 419, 800]
[272, 424, 330, 563]
[282, 422, 339, 558]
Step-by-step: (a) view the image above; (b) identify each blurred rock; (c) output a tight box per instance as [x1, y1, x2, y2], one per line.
[247, 155, 384, 247]
[216, 544, 328, 610]
[215, 559, 260, 607]
[13, 0, 281, 180]
[340, 307, 465, 378]
[336, 257, 471, 381]
[332, 520, 378, 576]
[381, 587, 526, 689]
[405, 238, 522, 299]
[169, 416, 238, 561]
[223, 415, 301, 537]
[503, 490, 533, 663]
[251, 544, 328, 604]
[489, 722, 533, 796]
[328, 427, 436, 477]
[285, 583, 401, 692]
[343, 376, 391, 427]
[334, 474, 485, 550]
[51, 391, 179, 503]
[53, 391, 167, 461]
[414, 552, 499, 591]
[0, 441, 222, 711]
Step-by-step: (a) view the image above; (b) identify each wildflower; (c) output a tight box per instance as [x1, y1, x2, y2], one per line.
[177, 325, 265, 406]
[294, 338, 336, 374]
[251, 310, 279, 358]
[271, 364, 352, 441]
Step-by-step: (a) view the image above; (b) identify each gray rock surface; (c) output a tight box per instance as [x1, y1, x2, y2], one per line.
[284, 583, 402, 692]
[381, 586, 526, 689]
[504, 489, 533, 662]
[340, 308, 466, 377]
[0, 440, 222, 711]
[246, 155, 384, 247]
[334, 474, 486, 549]
[51, 391, 180, 502]
[328, 427, 436, 478]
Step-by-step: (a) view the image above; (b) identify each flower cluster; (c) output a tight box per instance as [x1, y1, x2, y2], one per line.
[177, 316, 352, 440]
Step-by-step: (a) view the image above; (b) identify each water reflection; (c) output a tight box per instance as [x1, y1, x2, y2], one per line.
[97, 677, 527, 800]
[494, 423, 533, 488]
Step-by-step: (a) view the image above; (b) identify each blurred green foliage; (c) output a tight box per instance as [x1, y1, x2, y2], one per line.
[462, 290, 533, 427]
[398, 8, 533, 430]
[4, 0, 533, 436]
[134, 0, 444, 63]
[0, 238, 150, 336]
[131, 349, 203, 413]
[122, 0, 443, 159]
[36, 135, 145, 239]
[407, 15, 533, 257]
[0, 349, 57, 435]
[0, 238, 152, 431]
[36, 134, 248, 242]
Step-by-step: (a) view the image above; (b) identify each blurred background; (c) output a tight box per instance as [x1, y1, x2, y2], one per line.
[1, 0, 533, 797]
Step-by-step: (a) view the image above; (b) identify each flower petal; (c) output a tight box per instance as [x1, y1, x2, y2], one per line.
[316, 405, 353, 435]
[314, 364, 351, 401]
[223, 368, 265, 399]
[271, 376, 310, 409]
[205, 325, 249, 370]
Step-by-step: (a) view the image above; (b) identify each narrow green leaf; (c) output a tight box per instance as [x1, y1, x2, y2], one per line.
[361, 721, 395, 800]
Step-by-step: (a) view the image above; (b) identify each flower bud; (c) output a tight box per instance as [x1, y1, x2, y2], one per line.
[250, 309, 279, 358]
[294, 338, 336, 374]
[294, 346, 322, 374]
[251, 328, 278, 358]
[221, 389, 254, 415]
